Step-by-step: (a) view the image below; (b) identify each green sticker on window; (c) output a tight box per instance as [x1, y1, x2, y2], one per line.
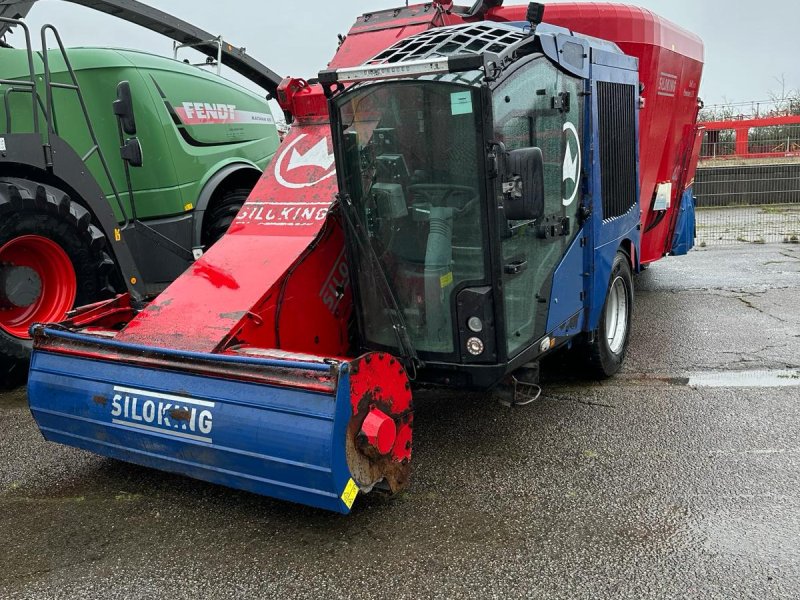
[451, 91, 473, 115]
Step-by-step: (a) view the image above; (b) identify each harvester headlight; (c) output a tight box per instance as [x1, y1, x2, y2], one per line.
[467, 317, 484, 333]
[466, 337, 485, 356]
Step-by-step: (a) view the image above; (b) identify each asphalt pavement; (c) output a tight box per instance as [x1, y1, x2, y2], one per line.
[1, 243, 799, 599]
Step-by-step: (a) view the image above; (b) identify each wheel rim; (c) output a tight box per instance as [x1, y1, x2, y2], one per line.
[605, 275, 629, 355]
[0, 235, 76, 339]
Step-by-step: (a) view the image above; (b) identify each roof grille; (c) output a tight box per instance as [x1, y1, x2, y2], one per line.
[366, 23, 530, 66]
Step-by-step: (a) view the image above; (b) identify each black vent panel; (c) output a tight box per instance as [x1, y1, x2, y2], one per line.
[597, 82, 638, 220]
[367, 23, 528, 65]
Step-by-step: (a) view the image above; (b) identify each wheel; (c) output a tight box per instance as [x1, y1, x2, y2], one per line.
[0, 179, 117, 359]
[584, 250, 634, 378]
[201, 187, 250, 248]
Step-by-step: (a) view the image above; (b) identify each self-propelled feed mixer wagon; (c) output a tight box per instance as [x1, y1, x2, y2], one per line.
[27, 1, 704, 513]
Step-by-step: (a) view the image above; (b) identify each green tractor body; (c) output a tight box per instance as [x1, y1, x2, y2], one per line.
[2, 47, 277, 220]
[0, 41, 280, 364]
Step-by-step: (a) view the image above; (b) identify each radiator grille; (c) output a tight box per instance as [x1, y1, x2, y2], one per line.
[597, 82, 638, 220]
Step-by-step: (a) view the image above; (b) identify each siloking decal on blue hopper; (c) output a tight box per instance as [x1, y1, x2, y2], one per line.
[28, 329, 412, 514]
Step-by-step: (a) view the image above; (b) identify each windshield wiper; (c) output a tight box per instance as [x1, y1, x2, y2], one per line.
[336, 192, 422, 379]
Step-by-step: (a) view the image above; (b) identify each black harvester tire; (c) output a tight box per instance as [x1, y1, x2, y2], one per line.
[201, 188, 250, 248]
[584, 251, 634, 379]
[0, 178, 118, 360]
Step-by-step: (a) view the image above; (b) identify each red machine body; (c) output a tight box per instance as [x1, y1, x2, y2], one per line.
[27, 2, 705, 513]
[120, 2, 705, 352]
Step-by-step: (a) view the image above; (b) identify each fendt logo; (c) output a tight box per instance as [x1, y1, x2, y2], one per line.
[175, 102, 275, 126]
[109, 386, 215, 443]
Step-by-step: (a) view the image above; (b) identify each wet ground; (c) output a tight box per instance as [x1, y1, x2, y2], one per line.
[1, 244, 799, 599]
[696, 204, 800, 246]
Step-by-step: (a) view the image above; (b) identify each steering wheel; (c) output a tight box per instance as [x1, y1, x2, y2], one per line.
[407, 184, 479, 215]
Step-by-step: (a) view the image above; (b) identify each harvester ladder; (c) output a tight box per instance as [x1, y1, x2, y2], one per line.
[38, 26, 198, 263]
[0, 17, 130, 225]
[0, 17, 41, 135]
[39, 24, 130, 225]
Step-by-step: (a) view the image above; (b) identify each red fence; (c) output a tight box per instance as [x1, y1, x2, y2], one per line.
[700, 114, 800, 161]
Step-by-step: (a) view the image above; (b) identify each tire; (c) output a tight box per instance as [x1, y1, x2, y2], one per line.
[584, 250, 634, 379]
[0, 178, 117, 359]
[201, 188, 250, 248]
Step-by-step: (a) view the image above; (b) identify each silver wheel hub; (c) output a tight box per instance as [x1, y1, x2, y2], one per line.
[605, 276, 629, 355]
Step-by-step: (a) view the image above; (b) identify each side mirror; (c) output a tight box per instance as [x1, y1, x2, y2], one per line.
[113, 81, 137, 136]
[504, 147, 544, 221]
[120, 138, 143, 168]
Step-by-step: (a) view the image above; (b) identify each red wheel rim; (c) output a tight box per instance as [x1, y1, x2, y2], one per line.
[0, 235, 77, 339]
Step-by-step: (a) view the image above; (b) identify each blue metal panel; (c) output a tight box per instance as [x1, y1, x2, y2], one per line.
[590, 221, 639, 320]
[27, 345, 356, 514]
[670, 186, 696, 256]
[546, 230, 586, 334]
[591, 48, 638, 72]
[584, 61, 642, 332]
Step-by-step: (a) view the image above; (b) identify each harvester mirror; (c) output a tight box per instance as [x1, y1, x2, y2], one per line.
[120, 138, 143, 168]
[503, 147, 544, 221]
[113, 81, 137, 135]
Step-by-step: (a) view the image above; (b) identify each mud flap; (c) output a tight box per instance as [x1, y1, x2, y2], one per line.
[670, 187, 696, 256]
[27, 328, 412, 514]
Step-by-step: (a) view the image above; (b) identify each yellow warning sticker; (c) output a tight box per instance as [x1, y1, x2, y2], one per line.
[114, 228, 121, 242]
[341, 478, 359, 510]
[440, 272, 454, 288]
[184, 203, 194, 211]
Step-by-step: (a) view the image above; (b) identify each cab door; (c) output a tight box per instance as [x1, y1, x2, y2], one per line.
[493, 57, 585, 358]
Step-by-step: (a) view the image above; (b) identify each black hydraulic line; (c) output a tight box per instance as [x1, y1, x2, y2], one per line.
[0, 0, 283, 95]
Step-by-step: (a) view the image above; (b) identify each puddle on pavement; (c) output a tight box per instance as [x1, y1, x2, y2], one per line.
[688, 369, 800, 388]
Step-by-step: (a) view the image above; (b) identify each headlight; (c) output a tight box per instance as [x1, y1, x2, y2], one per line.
[466, 337, 485, 356]
[467, 317, 483, 333]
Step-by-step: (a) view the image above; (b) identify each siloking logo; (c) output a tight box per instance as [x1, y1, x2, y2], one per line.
[657, 72, 678, 98]
[320, 248, 349, 314]
[175, 102, 275, 126]
[562, 121, 581, 207]
[274, 133, 337, 189]
[109, 386, 215, 443]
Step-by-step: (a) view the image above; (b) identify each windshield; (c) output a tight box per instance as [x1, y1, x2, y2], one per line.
[335, 82, 486, 356]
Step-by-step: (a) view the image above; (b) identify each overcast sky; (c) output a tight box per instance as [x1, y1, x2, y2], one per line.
[8, 0, 799, 109]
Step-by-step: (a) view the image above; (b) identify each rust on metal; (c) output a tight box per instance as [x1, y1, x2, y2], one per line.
[169, 408, 192, 422]
[32, 328, 338, 394]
